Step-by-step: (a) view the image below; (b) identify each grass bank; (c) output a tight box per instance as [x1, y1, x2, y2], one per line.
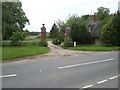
[2, 46, 50, 61]
[64, 45, 119, 51]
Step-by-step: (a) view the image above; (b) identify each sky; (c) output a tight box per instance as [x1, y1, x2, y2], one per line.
[20, 0, 120, 32]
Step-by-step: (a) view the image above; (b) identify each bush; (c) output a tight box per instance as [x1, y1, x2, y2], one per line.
[63, 38, 73, 47]
[39, 40, 48, 47]
[52, 38, 61, 45]
[11, 31, 28, 46]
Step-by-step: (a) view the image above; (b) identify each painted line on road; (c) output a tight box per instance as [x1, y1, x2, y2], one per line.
[58, 58, 114, 69]
[97, 79, 108, 84]
[109, 76, 118, 80]
[0, 74, 17, 78]
[81, 74, 119, 89]
[82, 84, 93, 89]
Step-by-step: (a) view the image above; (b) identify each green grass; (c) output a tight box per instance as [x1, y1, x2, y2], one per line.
[2, 46, 50, 61]
[64, 45, 119, 51]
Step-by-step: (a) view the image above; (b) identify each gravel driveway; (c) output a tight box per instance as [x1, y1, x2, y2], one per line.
[46, 41, 94, 56]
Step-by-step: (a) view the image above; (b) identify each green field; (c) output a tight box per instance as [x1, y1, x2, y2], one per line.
[2, 46, 50, 61]
[64, 45, 119, 51]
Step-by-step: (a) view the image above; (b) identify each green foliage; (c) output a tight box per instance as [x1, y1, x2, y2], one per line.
[112, 11, 120, 46]
[66, 15, 91, 44]
[56, 19, 67, 33]
[101, 12, 120, 46]
[39, 40, 48, 47]
[2, 2, 29, 40]
[56, 15, 92, 45]
[57, 32, 64, 42]
[28, 41, 39, 46]
[11, 31, 28, 46]
[70, 22, 92, 44]
[96, 7, 110, 20]
[56, 20, 67, 42]
[29, 31, 40, 36]
[52, 38, 61, 45]
[50, 23, 59, 38]
[63, 38, 73, 47]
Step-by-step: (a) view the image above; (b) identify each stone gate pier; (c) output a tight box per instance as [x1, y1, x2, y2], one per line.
[41, 24, 46, 40]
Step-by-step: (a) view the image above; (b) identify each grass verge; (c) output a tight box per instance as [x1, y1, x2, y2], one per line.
[2, 46, 50, 61]
[64, 45, 119, 51]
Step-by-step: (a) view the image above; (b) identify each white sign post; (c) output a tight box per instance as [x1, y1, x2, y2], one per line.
[74, 41, 76, 47]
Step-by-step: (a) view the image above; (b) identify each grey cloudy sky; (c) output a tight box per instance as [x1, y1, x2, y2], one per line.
[20, 0, 120, 32]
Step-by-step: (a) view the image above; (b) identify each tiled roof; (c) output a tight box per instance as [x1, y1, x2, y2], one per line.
[89, 21, 103, 38]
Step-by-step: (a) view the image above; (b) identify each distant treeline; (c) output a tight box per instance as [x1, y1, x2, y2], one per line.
[29, 32, 40, 36]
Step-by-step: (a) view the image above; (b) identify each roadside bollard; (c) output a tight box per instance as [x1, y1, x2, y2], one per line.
[74, 41, 76, 47]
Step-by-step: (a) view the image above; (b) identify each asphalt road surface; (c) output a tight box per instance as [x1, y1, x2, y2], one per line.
[1, 43, 119, 89]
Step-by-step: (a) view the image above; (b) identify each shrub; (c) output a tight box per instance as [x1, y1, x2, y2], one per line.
[11, 31, 28, 46]
[52, 38, 61, 45]
[63, 38, 73, 47]
[39, 40, 48, 47]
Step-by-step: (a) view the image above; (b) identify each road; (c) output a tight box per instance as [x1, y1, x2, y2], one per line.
[2, 42, 119, 89]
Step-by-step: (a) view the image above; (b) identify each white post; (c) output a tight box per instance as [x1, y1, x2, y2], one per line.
[74, 41, 76, 47]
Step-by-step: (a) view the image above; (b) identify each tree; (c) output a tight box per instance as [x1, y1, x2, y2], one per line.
[70, 22, 91, 44]
[56, 19, 67, 33]
[2, 2, 29, 40]
[56, 14, 92, 45]
[66, 15, 92, 44]
[96, 7, 110, 20]
[101, 11, 120, 46]
[112, 11, 120, 46]
[50, 23, 59, 38]
[56, 19, 67, 42]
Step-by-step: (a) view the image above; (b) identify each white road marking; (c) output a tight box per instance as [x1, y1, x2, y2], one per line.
[81, 74, 118, 89]
[109, 76, 118, 80]
[97, 79, 108, 84]
[82, 84, 93, 89]
[58, 58, 114, 69]
[0, 74, 17, 78]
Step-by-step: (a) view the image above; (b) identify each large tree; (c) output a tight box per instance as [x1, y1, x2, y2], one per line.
[56, 15, 92, 44]
[2, 2, 29, 40]
[50, 23, 59, 39]
[101, 11, 120, 46]
[96, 7, 110, 20]
[66, 15, 92, 44]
